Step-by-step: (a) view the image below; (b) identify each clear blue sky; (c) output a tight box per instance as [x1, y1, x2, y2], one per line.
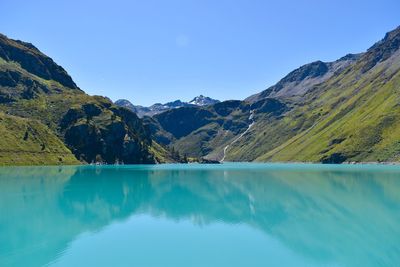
[1, 0, 399, 105]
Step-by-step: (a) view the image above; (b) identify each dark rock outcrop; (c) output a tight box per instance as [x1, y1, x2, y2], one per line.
[62, 103, 154, 164]
[321, 153, 348, 164]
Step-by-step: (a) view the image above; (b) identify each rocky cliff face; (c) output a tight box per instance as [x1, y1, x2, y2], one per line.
[60, 101, 154, 164]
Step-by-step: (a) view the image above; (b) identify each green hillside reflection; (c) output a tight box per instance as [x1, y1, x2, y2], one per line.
[0, 164, 399, 266]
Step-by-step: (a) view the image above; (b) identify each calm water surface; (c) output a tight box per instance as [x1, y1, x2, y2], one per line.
[0, 163, 399, 267]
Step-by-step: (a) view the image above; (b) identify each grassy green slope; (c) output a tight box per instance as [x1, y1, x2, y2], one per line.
[257, 52, 400, 163]
[149, 141, 177, 163]
[226, 28, 400, 163]
[225, 27, 400, 163]
[0, 112, 79, 165]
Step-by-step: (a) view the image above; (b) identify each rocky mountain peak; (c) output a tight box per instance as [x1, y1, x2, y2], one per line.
[361, 26, 400, 72]
[115, 95, 220, 117]
[338, 53, 363, 62]
[285, 61, 329, 82]
[189, 95, 220, 106]
[114, 99, 135, 110]
[246, 52, 363, 103]
[0, 34, 78, 89]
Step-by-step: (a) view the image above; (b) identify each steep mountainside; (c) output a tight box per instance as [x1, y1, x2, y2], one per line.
[246, 54, 362, 102]
[150, 26, 400, 163]
[229, 26, 400, 163]
[0, 34, 160, 165]
[115, 95, 219, 118]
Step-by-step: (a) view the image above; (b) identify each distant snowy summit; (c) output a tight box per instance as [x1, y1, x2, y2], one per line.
[115, 95, 220, 117]
[188, 95, 220, 106]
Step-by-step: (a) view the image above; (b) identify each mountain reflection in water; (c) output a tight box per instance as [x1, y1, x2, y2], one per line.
[0, 164, 399, 267]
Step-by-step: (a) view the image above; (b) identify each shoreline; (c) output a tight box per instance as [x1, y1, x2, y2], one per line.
[1, 161, 400, 168]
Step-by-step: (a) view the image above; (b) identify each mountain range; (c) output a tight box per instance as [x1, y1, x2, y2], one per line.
[146, 26, 400, 163]
[115, 95, 219, 117]
[1, 25, 400, 165]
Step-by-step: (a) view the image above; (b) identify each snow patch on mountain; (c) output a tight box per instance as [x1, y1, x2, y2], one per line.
[115, 95, 220, 117]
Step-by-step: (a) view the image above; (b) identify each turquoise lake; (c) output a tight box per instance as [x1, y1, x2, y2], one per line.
[0, 163, 399, 267]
